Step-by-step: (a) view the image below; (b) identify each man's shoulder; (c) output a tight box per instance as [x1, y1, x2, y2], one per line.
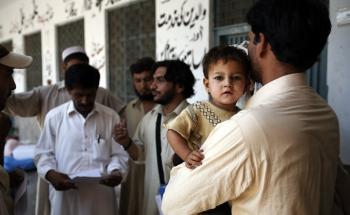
[45, 101, 69, 119]
[34, 83, 60, 92]
[96, 86, 111, 95]
[222, 108, 265, 137]
[95, 102, 119, 117]
[95, 87, 125, 112]
[138, 105, 159, 123]
[126, 98, 140, 108]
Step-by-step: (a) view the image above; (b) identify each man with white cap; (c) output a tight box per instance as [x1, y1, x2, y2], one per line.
[5, 45, 125, 127]
[4, 45, 125, 215]
[0, 44, 32, 215]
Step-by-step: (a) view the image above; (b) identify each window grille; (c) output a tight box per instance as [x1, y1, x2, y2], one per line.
[24, 32, 42, 90]
[57, 19, 84, 80]
[214, 0, 255, 28]
[108, 0, 155, 102]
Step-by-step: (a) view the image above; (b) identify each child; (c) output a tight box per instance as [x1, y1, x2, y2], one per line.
[166, 45, 250, 169]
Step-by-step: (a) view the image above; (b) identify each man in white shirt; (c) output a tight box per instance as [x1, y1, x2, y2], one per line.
[5, 46, 125, 215]
[0, 44, 32, 215]
[114, 60, 195, 215]
[34, 64, 128, 215]
[162, 0, 340, 214]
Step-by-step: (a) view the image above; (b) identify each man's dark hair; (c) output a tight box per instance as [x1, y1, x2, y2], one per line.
[153, 60, 195, 99]
[65, 64, 100, 89]
[129, 57, 155, 75]
[246, 0, 331, 70]
[63, 53, 89, 65]
[202, 46, 251, 79]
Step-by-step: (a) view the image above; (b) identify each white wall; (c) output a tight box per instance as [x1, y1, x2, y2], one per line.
[0, 0, 209, 101]
[328, 0, 350, 164]
[0, 0, 137, 91]
[156, 0, 210, 102]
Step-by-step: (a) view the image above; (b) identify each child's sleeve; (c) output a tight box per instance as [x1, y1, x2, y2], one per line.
[165, 106, 196, 144]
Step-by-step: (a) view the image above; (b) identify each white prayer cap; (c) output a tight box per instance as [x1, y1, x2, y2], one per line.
[61, 46, 86, 61]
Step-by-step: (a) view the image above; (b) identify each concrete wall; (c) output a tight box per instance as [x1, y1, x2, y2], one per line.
[328, 0, 350, 164]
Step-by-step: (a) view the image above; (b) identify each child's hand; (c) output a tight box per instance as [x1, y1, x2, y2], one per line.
[185, 149, 204, 169]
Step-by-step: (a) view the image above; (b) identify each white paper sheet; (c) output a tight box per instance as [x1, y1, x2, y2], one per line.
[69, 169, 103, 183]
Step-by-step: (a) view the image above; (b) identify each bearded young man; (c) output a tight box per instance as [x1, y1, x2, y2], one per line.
[115, 60, 195, 215]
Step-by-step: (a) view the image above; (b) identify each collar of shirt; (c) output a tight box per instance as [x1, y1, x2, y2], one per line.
[152, 100, 189, 123]
[131, 98, 142, 109]
[246, 73, 307, 109]
[66, 101, 99, 118]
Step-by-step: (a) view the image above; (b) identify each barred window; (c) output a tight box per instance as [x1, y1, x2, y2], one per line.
[57, 19, 84, 81]
[214, 0, 255, 28]
[24, 32, 42, 90]
[108, 0, 155, 102]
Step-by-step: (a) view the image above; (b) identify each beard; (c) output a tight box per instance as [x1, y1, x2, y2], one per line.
[153, 87, 176, 105]
[134, 89, 154, 101]
[250, 68, 262, 84]
[249, 54, 263, 84]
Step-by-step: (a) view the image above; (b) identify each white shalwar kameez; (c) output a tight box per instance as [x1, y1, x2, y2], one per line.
[35, 101, 129, 215]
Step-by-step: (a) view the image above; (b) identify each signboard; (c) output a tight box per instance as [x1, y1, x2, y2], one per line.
[156, 0, 210, 102]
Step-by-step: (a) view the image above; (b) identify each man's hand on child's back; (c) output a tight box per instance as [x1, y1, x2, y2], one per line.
[185, 149, 204, 169]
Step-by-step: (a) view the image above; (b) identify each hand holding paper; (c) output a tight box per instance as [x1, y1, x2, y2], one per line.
[100, 170, 123, 187]
[46, 170, 77, 191]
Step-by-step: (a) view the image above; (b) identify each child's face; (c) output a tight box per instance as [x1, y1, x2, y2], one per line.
[204, 59, 247, 111]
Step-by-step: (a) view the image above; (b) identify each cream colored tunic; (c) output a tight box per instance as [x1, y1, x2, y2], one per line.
[133, 101, 188, 215]
[119, 98, 154, 215]
[0, 166, 12, 215]
[162, 73, 340, 215]
[0, 193, 9, 215]
[123, 98, 148, 136]
[166, 101, 236, 151]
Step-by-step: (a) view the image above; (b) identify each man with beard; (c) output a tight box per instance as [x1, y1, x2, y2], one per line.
[121, 57, 156, 136]
[162, 0, 340, 214]
[0, 45, 32, 215]
[118, 57, 156, 215]
[114, 60, 195, 215]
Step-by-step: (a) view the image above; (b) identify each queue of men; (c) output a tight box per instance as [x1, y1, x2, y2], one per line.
[0, 0, 347, 214]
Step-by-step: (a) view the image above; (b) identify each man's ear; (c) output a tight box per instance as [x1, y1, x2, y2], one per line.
[203, 78, 209, 93]
[61, 63, 67, 74]
[175, 84, 184, 94]
[256, 33, 269, 58]
[66, 86, 72, 95]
